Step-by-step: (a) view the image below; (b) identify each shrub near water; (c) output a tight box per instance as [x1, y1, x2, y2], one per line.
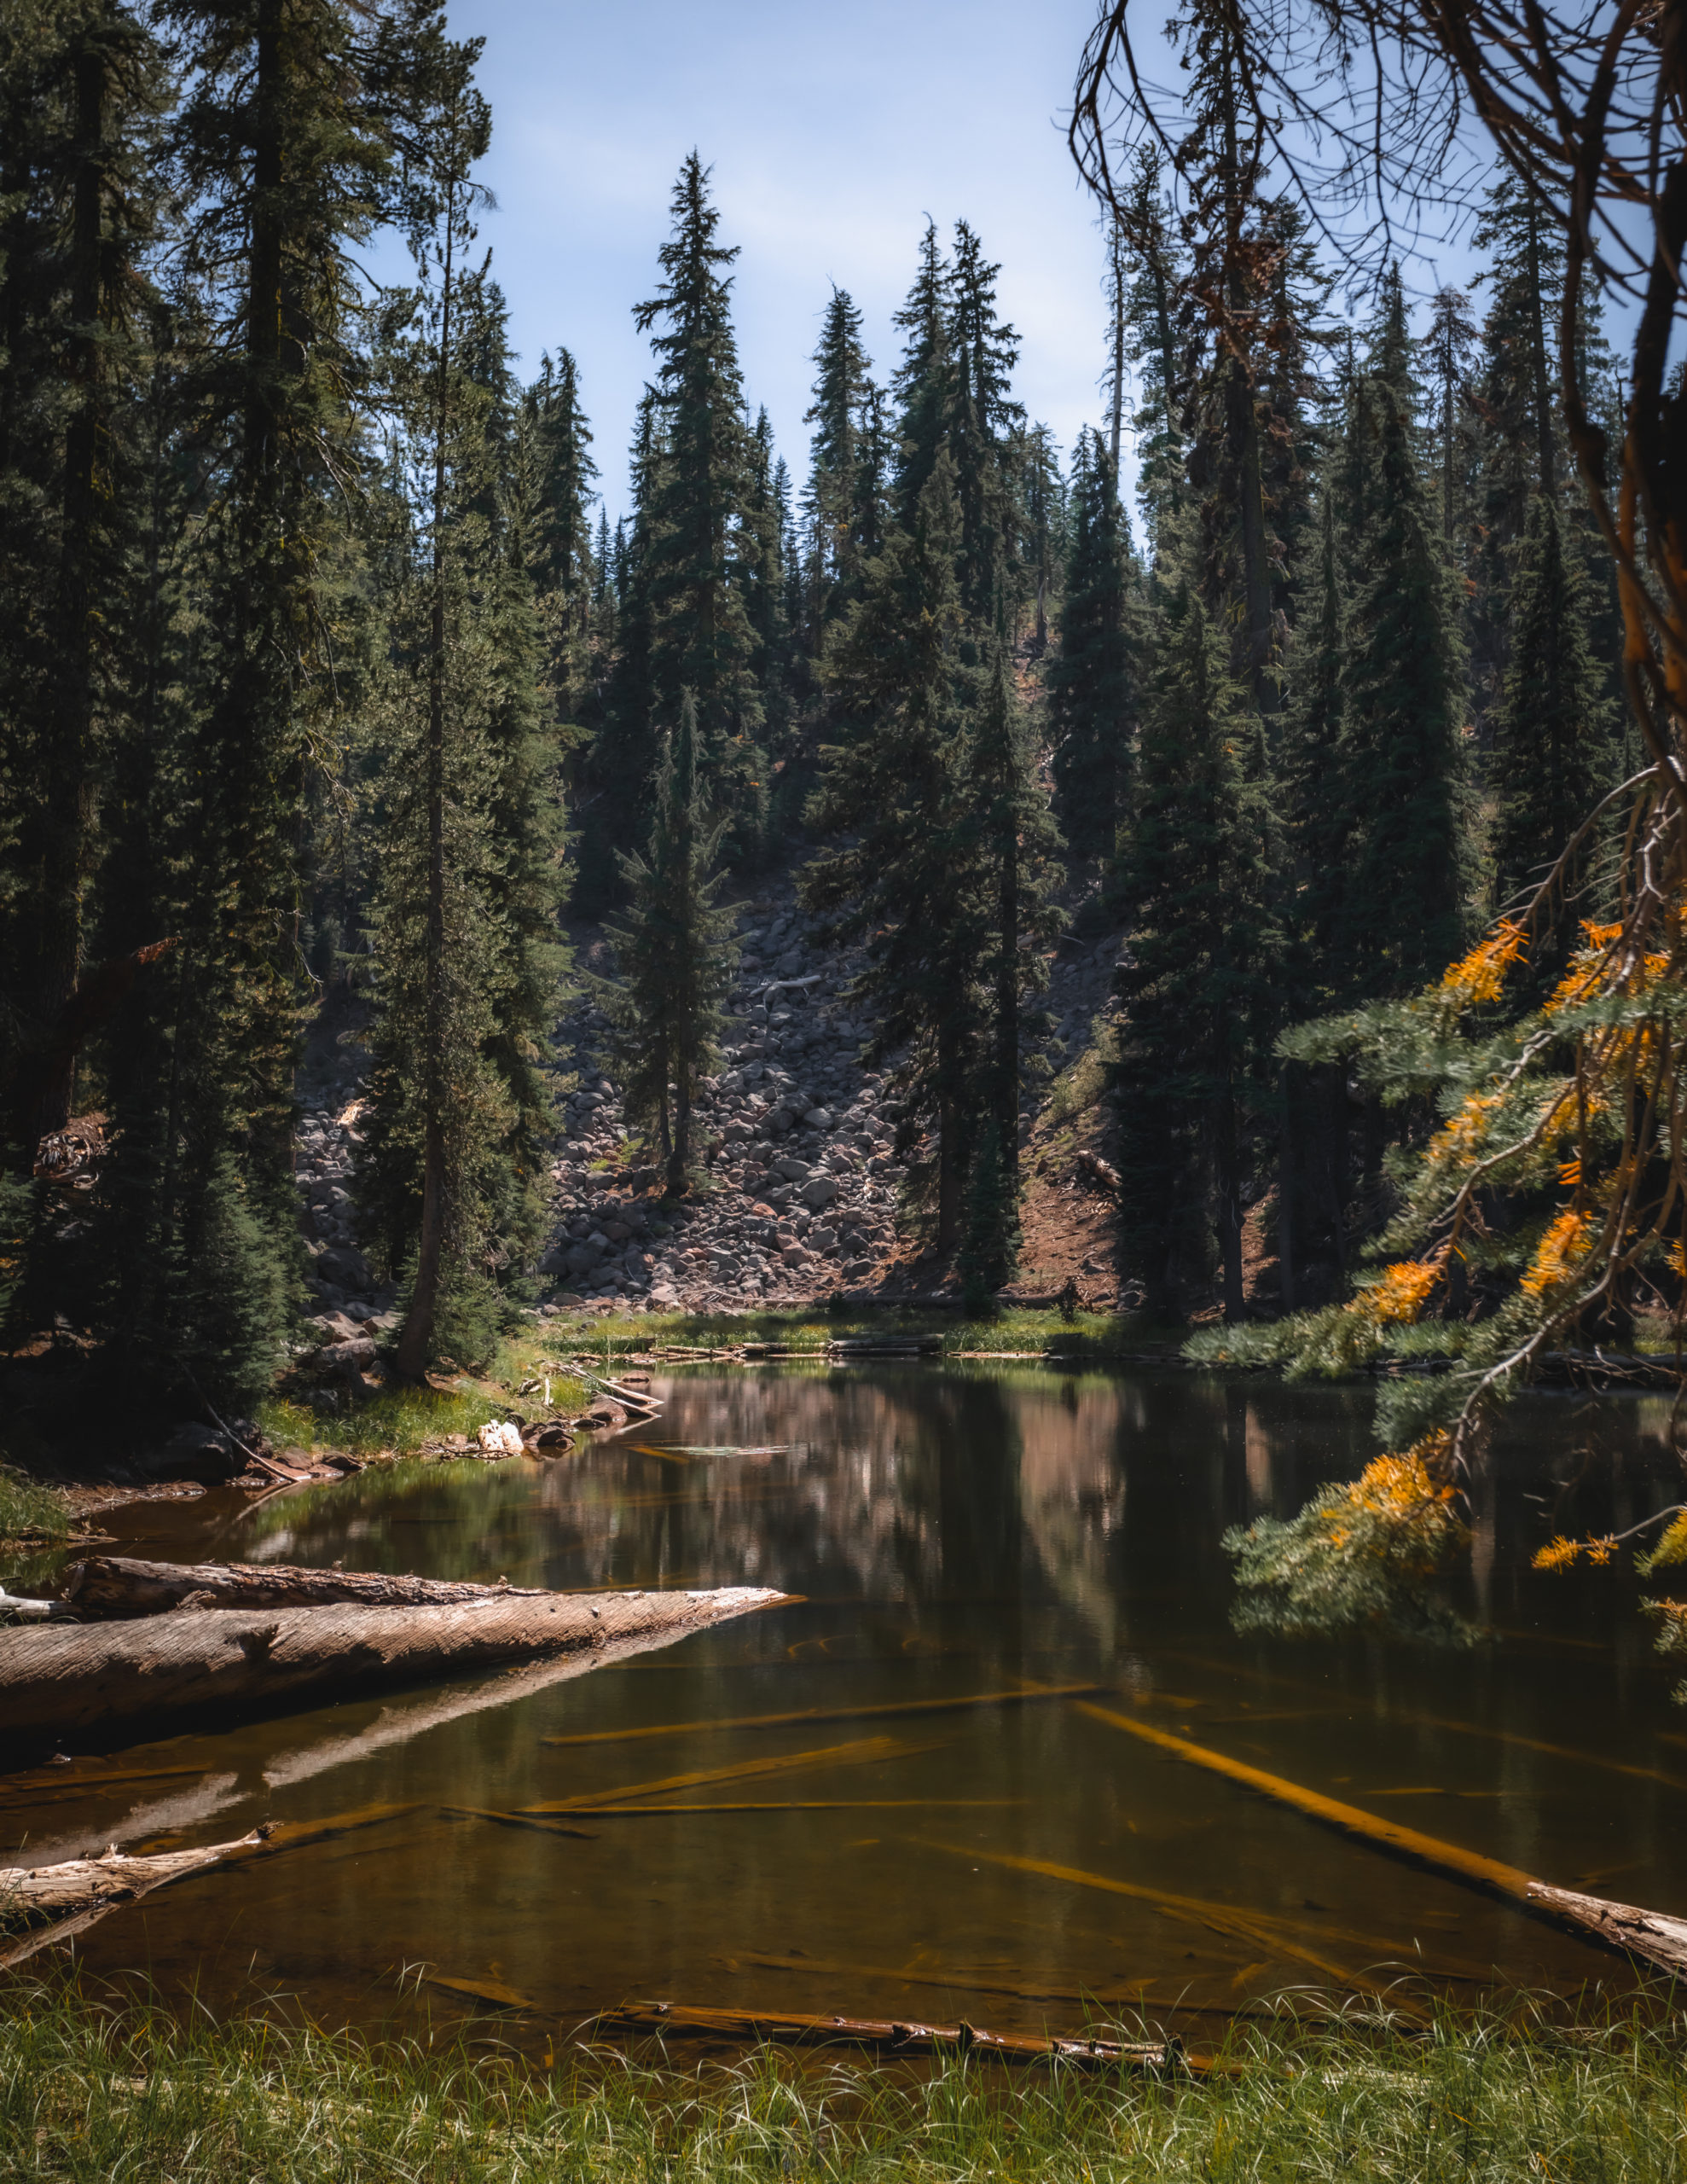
[5, 1983, 1687, 2181]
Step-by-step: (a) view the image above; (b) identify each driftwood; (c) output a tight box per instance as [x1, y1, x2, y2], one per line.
[64, 1555, 549, 1618]
[0, 1830, 264, 1969]
[540, 1680, 1102, 1748]
[592, 2000, 1176, 2067]
[2, 1585, 791, 1741]
[521, 1733, 925, 1812]
[926, 1838, 1436, 2017]
[1077, 1699, 1687, 1980]
[0, 1803, 426, 1968]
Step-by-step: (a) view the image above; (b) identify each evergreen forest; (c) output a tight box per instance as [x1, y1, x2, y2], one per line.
[0, 0, 1637, 1414]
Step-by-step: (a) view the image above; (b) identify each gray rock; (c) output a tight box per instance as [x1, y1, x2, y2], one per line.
[317, 1245, 374, 1292]
[802, 1107, 833, 1130]
[772, 1155, 810, 1182]
[315, 1336, 376, 1378]
[799, 1176, 839, 1211]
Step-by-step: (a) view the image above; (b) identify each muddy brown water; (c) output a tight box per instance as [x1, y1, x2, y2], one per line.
[6, 1362, 1687, 2047]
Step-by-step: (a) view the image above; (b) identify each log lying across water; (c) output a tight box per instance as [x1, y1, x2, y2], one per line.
[64, 1555, 550, 1617]
[0, 1830, 265, 1969]
[2, 1585, 791, 1742]
[593, 2000, 1177, 2068]
[1076, 1699, 1687, 1981]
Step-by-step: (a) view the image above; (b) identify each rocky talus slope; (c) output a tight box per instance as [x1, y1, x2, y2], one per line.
[286, 876, 1130, 1326]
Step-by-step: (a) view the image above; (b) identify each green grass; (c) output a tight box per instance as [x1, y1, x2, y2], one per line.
[566, 1304, 1176, 1364]
[258, 1337, 588, 1458]
[5, 1977, 1686, 2181]
[0, 1462, 72, 1543]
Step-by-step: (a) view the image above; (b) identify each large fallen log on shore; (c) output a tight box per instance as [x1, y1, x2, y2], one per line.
[2, 1586, 791, 1744]
[1076, 1699, 1687, 1980]
[63, 1555, 550, 1617]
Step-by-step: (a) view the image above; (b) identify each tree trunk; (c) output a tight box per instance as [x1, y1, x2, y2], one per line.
[1277, 1060, 1300, 1311]
[29, 38, 106, 1151]
[4, 1585, 790, 1741]
[937, 1089, 960, 1256]
[395, 153, 460, 1383]
[64, 1555, 553, 1617]
[1214, 1083, 1246, 1322]
[995, 823, 1019, 1192]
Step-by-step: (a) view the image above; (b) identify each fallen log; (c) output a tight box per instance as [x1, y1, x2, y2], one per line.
[592, 1999, 1176, 2068]
[522, 1733, 927, 1812]
[64, 1555, 549, 1618]
[0, 1830, 264, 1969]
[540, 1680, 1102, 1748]
[1076, 1699, 1687, 1980]
[2, 1585, 791, 1744]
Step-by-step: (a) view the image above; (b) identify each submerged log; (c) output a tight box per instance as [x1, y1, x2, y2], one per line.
[1077, 1699, 1687, 1980]
[2, 1586, 791, 1742]
[0, 1830, 265, 1968]
[64, 1555, 549, 1618]
[593, 1999, 1176, 2067]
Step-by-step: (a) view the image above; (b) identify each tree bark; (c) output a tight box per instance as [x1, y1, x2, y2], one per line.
[3, 1584, 790, 1740]
[63, 1556, 553, 1617]
[395, 131, 461, 1382]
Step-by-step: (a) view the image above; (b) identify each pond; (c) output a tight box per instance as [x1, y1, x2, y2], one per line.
[7, 1362, 1687, 2043]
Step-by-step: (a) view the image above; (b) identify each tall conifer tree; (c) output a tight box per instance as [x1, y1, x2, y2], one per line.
[630, 154, 765, 854]
[596, 693, 739, 1194]
[1048, 428, 1133, 860]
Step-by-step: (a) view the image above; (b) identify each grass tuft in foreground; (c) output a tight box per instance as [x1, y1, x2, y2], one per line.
[0, 1463, 72, 1542]
[4, 1978, 1686, 2181]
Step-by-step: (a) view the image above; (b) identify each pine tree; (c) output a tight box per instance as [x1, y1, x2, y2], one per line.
[958, 640, 1063, 1298]
[0, 0, 171, 1339]
[946, 219, 1023, 625]
[365, 38, 564, 1380]
[1116, 143, 1186, 565]
[596, 693, 739, 1194]
[890, 221, 952, 532]
[96, 0, 412, 1400]
[1013, 420, 1064, 653]
[1047, 427, 1133, 861]
[1425, 285, 1479, 547]
[526, 346, 597, 730]
[1468, 173, 1566, 716]
[802, 285, 875, 631]
[1336, 276, 1472, 997]
[1488, 493, 1614, 943]
[632, 153, 765, 856]
[743, 406, 792, 752]
[1113, 581, 1280, 1321]
[803, 451, 983, 1251]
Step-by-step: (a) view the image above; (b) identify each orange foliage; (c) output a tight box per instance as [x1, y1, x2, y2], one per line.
[1355, 1259, 1438, 1325]
[1440, 919, 1527, 1008]
[1521, 1209, 1595, 1296]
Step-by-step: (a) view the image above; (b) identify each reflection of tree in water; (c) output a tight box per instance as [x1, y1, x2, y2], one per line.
[1224, 1393, 1687, 1651]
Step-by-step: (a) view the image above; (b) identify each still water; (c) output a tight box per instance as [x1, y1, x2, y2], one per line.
[8, 1362, 1687, 2040]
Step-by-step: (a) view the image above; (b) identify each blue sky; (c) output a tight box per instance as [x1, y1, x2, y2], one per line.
[443, 0, 1146, 520]
[443, 0, 1495, 526]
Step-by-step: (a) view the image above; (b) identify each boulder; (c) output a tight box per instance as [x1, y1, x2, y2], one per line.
[799, 1176, 839, 1211]
[773, 1155, 810, 1181]
[313, 1337, 376, 1379]
[316, 1245, 374, 1292]
[802, 1107, 833, 1130]
[141, 1423, 244, 1486]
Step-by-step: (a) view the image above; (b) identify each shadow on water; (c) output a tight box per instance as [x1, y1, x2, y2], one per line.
[9, 1362, 1687, 2046]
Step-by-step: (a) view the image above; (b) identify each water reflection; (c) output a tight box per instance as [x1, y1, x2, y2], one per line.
[9, 1363, 1687, 2041]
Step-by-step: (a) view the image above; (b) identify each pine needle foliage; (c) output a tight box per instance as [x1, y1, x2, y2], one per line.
[595, 693, 739, 1197]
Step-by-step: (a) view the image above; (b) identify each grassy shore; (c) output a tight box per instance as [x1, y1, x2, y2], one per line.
[548, 1304, 1168, 1363]
[3, 1978, 1682, 2181]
